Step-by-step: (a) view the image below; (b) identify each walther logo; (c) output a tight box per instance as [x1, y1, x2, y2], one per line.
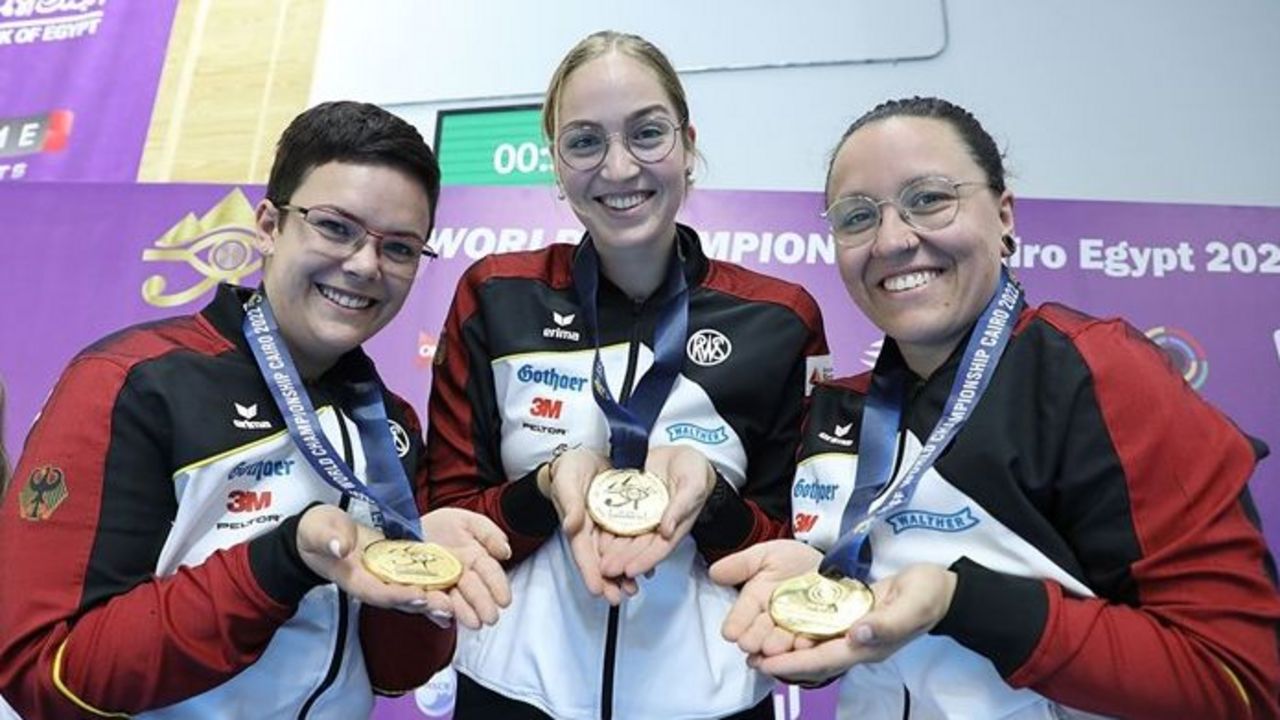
[141, 188, 260, 308]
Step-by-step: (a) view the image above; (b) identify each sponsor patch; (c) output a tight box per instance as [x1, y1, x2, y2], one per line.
[686, 328, 732, 367]
[227, 459, 295, 483]
[665, 422, 727, 444]
[388, 419, 411, 457]
[793, 512, 819, 533]
[885, 507, 979, 534]
[522, 421, 567, 436]
[232, 402, 272, 430]
[516, 364, 588, 393]
[542, 310, 581, 342]
[817, 422, 854, 447]
[792, 479, 838, 502]
[18, 465, 68, 521]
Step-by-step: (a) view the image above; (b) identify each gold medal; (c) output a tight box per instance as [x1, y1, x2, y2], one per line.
[586, 468, 670, 536]
[361, 540, 463, 590]
[769, 571, 874, 640]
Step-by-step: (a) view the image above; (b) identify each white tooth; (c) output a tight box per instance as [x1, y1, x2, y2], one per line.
[601, 192, 646, 210]
[883, 270, 939, 292]
[319, 285, 372, 309]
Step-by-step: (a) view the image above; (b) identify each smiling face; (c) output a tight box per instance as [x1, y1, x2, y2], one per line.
[552, 51, 694, 257]
[827, 116, 1014, 376]
[253, 161, 432, 378]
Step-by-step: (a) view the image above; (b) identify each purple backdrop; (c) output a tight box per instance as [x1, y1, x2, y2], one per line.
[0, 0, 177, 182]
[0, 184, 1277, 720]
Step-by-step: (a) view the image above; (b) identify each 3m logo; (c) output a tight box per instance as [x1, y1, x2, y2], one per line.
[793, 512, 819, 533]
[226, 490, 273, 513]
[530, 396, 564, 419]
[686, 328, 732, 367]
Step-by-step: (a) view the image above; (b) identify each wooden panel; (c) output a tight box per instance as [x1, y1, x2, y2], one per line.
[139, 0, 323, 183]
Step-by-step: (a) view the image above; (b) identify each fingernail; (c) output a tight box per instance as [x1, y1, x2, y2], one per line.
[409, 598, 429, 607]
[328, 538, 342, 558]
[502, 543, 513, 559]
[853, 624, 875, 644]
[429, 609, 453, 620]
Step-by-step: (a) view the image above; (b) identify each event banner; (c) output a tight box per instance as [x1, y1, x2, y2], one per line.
[0, 183, 1277, 719]
[0, 0, 177, 182]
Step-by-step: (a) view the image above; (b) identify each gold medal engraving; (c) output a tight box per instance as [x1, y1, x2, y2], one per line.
[769, 571, 874, 640]
[361, 540, 462, 590]
[586, 468, 670, 536]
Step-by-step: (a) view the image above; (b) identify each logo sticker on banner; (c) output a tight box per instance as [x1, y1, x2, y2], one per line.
[141, 188, 260, 308]
[1145, 325, 1209, 390]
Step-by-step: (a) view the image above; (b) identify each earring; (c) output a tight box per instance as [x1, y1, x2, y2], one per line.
[555, 184, 565, 201]
[685, 167, 694, 186]
[1001, 234, 1017, 257]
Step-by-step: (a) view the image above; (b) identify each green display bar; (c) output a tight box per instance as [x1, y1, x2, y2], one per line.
[435, 105, 554, 186]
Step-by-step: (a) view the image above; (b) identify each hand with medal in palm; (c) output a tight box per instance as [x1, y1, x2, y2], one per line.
[298, 504, 513, 629]
[538, 446, 640, 605]
[595, 445, 717, 581]
[712, 543, 958, 685]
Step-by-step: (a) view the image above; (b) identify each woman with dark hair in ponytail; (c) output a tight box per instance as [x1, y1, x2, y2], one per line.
[711, 97, 1280, 719]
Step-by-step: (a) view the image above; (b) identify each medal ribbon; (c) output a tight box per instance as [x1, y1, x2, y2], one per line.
[571, 238, 690, 469]
[821, 269, 1023, 581]
[243, 292, 423, 540]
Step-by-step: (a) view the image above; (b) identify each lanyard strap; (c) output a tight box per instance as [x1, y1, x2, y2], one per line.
[571, 239, 690, 469]
[242, 292, 422, 540]
[821, 269, 1024, 580]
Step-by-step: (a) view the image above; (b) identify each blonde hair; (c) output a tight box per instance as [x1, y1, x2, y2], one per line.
[542, 30, 693, 157]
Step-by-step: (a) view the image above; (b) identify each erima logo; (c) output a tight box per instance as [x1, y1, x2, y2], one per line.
[542, 311, 581, 342]
[233, 402, 272, 430]
[666, 422, 728, 444]
[818, 422, 854, 447]
[686, 328, 732, 367]
[885, 507, 979, 534]
[388, 420, 411, 458]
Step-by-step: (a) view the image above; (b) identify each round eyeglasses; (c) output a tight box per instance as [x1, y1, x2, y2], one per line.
[556, 116, 683, 171]
[822, 177, 992, 249]
[275, 203, 435, 279]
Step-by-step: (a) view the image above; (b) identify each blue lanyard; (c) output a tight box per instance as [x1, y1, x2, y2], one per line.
[571, 239, 690, 469]
[242, 292, 423, 540]
[821, 269, 1023, 580]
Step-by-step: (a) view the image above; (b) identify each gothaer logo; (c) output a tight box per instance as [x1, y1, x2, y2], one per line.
[141, 188, 261, 308]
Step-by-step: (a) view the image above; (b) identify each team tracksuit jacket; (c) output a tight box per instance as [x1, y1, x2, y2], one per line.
[427, 225, 831, 719]
[793, 302, 1280, 719]
[0, 284, 454, 719]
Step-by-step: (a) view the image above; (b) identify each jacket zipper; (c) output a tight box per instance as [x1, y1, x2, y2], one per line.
[600, 298, 646, 720]
[297, 406, 354, 719]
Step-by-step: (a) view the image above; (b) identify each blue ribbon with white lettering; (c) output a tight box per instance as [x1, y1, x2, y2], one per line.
[571, 237, 689, 469]
[821, 269, 1023, 580]
[242, 292, 423, 540]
